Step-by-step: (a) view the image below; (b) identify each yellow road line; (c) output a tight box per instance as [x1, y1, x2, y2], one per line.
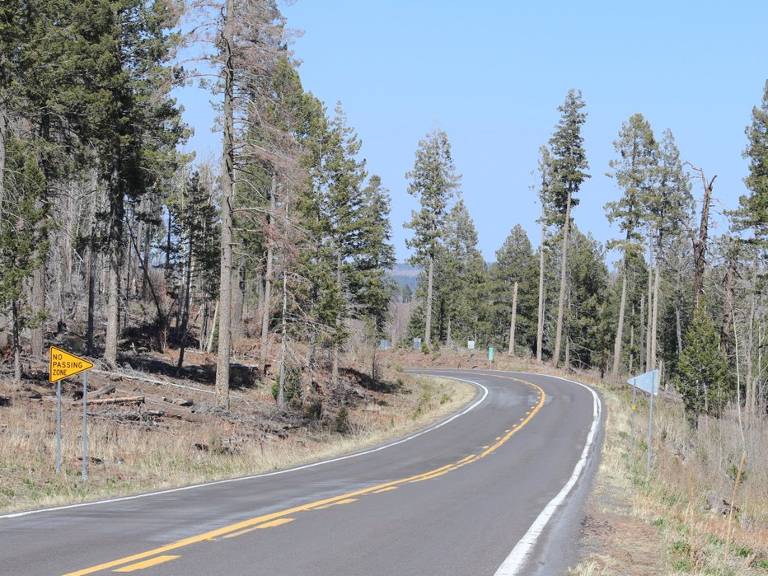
[311, 498, 358, 510]
[112, 555, 179, 573]
[371, 486, 398, 494]
[222, 517, 294, 539]
[63, 375, 546, 576]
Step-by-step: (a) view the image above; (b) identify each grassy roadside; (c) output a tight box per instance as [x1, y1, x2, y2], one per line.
[569, 377, 768, 576]
[0, 373, 475, 514]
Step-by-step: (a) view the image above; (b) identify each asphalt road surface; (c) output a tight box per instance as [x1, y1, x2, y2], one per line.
[0, 369, 603, 576]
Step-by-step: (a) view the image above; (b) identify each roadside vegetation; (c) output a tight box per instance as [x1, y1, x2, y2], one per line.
[0, 367, 474, 513]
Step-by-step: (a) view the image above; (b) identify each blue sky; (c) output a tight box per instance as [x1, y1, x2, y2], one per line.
[176, 1, 768, 263]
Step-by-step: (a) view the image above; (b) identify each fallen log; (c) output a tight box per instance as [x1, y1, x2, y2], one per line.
[89, 383, 117, 399]
[86, 395, 144, 406]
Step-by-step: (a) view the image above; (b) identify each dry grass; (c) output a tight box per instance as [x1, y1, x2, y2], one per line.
[570, 377, 768, 576]
[0, 373, 475, 513]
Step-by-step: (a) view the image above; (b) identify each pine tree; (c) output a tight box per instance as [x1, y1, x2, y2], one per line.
[606, 113, 657, 376]
[734, 80, 768, 243]
[492, 224, 537, 355]
[548, 90, 589, 367]
[675, 310, 732, 420]
[0, 137, 48, 382]
[404, 130, 461, 348]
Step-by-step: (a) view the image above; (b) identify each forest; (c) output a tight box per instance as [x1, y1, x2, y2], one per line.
[1, 0, 768, 427]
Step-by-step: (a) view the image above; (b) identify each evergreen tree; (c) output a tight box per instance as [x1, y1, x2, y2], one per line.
[404, 129, 461, 348]
[0, 137, 47, 382]
[734, 80, 768, 243]
[492, 224, 537, 355]
[605, 113, 657, 376]
[548, 90, 589, 367]
[675, 310, 732, 420]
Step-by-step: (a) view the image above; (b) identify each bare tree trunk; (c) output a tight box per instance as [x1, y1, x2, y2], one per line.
[11, 299, 21, 384]
[691, 168, 715, 310]
[675, 305, 683, 358]
[104, 255, 119, 368]
[650, 265, 660, 370]
[259, 174, 276, 379]
[564, 337, 570, 371]
[628, 322, 634, 374]
[332, 251, 342, 387]
[232, 257, 245, 341]
[536, 221, 546, 362]
[645, 252, 653, 371]
[639, 295, 646, 372]
[86, 240, 97, 355]
[176, 233, 193, 372]
[206, 299, 218, 353]
[0, 110, 6, 210]
[215, 0, 235, 410]
[552, 192, 572, 367]
[508, 281, 518, 356]
[277, 268, 287, 408]
[141, 220, 151, 300]
[31, 266, 45, 358]
[424, 255, 434, 347]
[746, 259, 757, 416]
[612, 271, 627, 377]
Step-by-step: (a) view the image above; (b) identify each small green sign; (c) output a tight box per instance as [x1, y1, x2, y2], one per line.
[488, 346, 494, 362]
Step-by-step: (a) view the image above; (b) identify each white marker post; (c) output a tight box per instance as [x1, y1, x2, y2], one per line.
[646, 369, 655, 477]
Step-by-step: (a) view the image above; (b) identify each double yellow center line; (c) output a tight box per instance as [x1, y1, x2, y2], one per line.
[63, 375, 545, 576]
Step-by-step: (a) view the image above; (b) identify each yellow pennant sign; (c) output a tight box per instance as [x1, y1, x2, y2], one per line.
[49, 346, 94, 383]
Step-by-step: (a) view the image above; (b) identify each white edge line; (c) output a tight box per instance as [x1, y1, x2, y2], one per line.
[0, 374, 488, 520]
[492, 372, 603, 576]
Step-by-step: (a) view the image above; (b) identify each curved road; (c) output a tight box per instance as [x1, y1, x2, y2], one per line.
[0, 370, 603, 576]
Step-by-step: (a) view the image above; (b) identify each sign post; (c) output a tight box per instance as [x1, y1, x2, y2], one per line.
[49, 346, 94, 479]
[627, 368, 660, 477]
[55, 380, 62, 474]
[82, 371, 89, 481]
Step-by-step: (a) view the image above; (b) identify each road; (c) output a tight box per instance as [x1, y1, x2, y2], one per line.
[0, 370, 603, 576]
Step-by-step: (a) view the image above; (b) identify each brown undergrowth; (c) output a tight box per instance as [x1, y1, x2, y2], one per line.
[0, 351, 475, 513]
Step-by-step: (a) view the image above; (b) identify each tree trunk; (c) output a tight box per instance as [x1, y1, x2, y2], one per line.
[639, 293, 646, 372]
[259, 174, 277, 379]
[650, 265, 660, 370]
[277, 269, 287, 408]
[104, 253, 119, 368]
[424, 255, 434, 347]
[552, 193, 571, 367]
[215, 0, 235, 410]
[0, 109, 6, 210]
[628, 322, 634, 374]
[176, 232, 193, 372]
[332, 251, 342, 387]
[85, 239, 97, 355]
[675, 304, 683, 358]
[11, 299, 21, 384]
[31, 266, 45, 358]
[141, 221, 151, 300]
[206, 299, 218, 353]
[536, 220, 546, 362]
[508, 281, 518, 356]
[611, 271, 627, 377]
[446, 316, 452, 348]
[645, 255, 653, 371]
[692, 170, 715, 310]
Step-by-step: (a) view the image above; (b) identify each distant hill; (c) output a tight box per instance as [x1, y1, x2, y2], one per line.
[389, 262, 420, 291]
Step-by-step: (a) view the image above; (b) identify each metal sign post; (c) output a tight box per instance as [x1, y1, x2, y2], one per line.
[646, 370, 655, 477]
[48, 346, 94, 478]
[82, 371, 89, 481]
[55, 381, 62, 474]
[627, 369, 660, 478]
